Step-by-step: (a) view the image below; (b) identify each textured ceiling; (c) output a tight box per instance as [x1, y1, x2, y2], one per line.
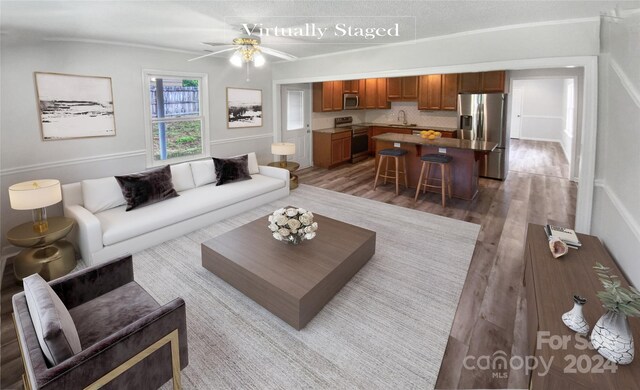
[2, 1, 639, 59]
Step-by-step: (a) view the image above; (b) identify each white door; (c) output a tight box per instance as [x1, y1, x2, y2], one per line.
[281, 84, 311, 168]
[510, 86, 524, 139]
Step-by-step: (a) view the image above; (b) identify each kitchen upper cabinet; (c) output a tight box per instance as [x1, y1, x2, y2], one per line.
[363, 78, 390, 109]
[312, 81, 344, 112]
[331, 80, 343, 110]
[376, 78, 390, 108]
[480, 71, 506, 92]
[343, 80, 360, 94]
[458, 73, 481, 93]
[418, 73, 458, 111]
[458, 71, 505, 93]
[387, 76, 418, 100]
[441, 73, 458, 110]
[418, 74, 442, 110]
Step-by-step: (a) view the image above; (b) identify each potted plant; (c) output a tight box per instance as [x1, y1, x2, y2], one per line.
[591, 262, 640, 364]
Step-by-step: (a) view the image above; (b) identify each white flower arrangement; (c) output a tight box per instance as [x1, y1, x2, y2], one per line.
[268, 207, 318, 245]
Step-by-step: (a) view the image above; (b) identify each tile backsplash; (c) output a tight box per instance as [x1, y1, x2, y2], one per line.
[365, 102, 459, 128]
[311, 102, 459, 130]
[311, 110, 366, 130]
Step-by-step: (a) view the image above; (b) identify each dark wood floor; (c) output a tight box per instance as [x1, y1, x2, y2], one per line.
[297, 139, 576, 389]
[0, 139, 576, 390]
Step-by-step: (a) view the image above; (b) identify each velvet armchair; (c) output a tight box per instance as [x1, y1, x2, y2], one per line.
[12, 255, 188, 390]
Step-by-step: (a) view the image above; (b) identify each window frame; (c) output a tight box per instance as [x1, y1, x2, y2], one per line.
[141, 69, 210, 167]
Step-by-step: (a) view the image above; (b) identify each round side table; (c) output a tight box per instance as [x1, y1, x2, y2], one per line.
[268, 161, 300, 190]
[7, 216, 76, 281]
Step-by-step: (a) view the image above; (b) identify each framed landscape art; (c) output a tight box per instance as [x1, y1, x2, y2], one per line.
[35, 72, 116, 140]
[226, 87, 263, 128]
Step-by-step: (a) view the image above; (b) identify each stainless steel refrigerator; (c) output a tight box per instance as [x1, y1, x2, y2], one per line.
[458, 93, 509, 180]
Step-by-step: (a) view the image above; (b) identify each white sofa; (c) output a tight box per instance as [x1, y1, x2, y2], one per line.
[62, 153, 289, 265]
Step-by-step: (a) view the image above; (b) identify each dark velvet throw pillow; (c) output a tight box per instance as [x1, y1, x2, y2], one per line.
[115, 165, 179, 211]
[213, 155, 252, 186]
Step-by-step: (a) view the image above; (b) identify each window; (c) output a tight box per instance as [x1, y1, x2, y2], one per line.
[142, 70, 209, 166]
[286, 90, 304, 131]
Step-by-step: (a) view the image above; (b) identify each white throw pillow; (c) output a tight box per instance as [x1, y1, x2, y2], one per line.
[82, 177, 126, 214]
[170, 162, 196, 192]
[190, 159, 216, 187]
[23, 274, 82, 366]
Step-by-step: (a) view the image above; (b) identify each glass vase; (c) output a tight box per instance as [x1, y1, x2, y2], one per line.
[590, 310, 635, 365]
[287, 234, 304, 245]
[562, 295, 589, 334]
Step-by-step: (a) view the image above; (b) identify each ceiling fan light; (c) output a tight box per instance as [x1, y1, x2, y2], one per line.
[229, 50, 243, 67]
[253, 51, 266, 67]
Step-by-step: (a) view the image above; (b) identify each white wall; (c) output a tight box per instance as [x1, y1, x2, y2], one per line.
[508, 68, 584, 180]
[592, 10, 640, 287]
[512, 78, 566, 142]
[272, 20, 600, 81]
[0, 39, 274, 249]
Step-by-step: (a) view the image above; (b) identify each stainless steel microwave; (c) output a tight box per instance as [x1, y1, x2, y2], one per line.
[343, 94, 359, 110]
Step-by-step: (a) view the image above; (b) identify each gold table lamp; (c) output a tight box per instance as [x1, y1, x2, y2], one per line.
[9, 179, 62, 233]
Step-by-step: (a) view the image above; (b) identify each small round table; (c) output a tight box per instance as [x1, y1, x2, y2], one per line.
[7, 216, 76, 281]
[268, 161, 300, 190]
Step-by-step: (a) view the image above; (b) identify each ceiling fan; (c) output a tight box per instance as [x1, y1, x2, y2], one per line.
[188, 34, 298, 68]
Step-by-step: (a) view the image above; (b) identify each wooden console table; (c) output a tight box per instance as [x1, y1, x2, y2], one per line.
[524, 223, 640, 389]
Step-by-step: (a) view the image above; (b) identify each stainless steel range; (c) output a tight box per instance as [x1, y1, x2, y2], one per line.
[334, 116, 370, 163]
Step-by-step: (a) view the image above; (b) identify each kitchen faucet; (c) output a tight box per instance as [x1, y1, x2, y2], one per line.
[398, 110, 407, 125]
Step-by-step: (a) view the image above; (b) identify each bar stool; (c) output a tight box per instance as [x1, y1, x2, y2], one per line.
[415, 154, 453, 207]
[373, 148, 409, 195]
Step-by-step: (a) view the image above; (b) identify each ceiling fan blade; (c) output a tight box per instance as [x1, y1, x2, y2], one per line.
[260, 47, 298, 61]
[202, 42, 231, 47]
[188, 47, 237, 62]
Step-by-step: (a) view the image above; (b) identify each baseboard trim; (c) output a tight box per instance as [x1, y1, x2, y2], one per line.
[594, 179, 640, 245]
[518, 136, 562, 143]
[210, 133, 273, 146]
[0, 150, 146, 176]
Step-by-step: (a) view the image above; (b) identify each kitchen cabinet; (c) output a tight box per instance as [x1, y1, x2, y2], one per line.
[480, 71, 505, 92]
[418, 74, 442, 110]
[312, 81, 344, 112]
[371, 126, 413, 138]
[312, 131, 352, 169]
[343, 80, 360, 94]
[441, 73, 458, 110]
[418, 74, 458, 111]
[387, 76, 418, 100]
[458, 71, 505, 93]
[368, 128, 374, 155]
[363, 78, 390, 109]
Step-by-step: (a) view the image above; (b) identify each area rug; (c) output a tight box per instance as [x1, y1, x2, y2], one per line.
[132, 185, 479, 389]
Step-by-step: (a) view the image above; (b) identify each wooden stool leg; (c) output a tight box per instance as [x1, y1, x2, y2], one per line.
[394, 156, 400, 195]
[415, 161, 426, 201]
[447, 164, 452, 199]
[424, 163, 431, 194]
[384, 156, 389, 185]
[440, 163, 446, 207]
[403, 156, 408, 189]
[374, 156, 385, 190]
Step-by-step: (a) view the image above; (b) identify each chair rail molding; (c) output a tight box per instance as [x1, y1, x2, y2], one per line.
[594, 179, 640, 247]
[210, 133, 273, 146]
[0, 150, 146, 176]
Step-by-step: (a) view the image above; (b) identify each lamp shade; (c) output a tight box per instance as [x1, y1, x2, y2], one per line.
[271, 142, 296, 156]
[8, 179, 62, 210]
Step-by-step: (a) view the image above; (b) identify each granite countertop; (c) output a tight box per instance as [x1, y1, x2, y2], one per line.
[361, 123, 460, 132]
[312, 127, 353, 134]
[372, 133, 497, 152]
[314, 124, 460, 134]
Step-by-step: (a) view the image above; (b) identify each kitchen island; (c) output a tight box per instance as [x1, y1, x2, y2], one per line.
[372, 133, 498, 200]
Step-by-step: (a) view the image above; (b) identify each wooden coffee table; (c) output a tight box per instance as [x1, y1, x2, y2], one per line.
[201, 209, 376, 330]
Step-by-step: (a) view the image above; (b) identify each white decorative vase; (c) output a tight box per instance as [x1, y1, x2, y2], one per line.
[562, 296, 589, 334]
[590, 310, 635, 365]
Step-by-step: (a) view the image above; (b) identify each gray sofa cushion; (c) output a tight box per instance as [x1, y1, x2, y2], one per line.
[23, 273, 82, 366]
[69, 281, 160, 348]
